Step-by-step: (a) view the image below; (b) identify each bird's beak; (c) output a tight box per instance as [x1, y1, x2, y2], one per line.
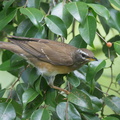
[88, 57, 98, 61]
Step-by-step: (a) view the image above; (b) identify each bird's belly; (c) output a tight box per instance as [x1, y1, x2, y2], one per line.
[35, 61, 74, 76]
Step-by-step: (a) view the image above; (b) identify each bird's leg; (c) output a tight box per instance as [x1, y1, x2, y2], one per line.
[44, 76, 70, 94]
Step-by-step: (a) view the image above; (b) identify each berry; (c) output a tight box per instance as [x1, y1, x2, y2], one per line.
[106, 42, 112, 48]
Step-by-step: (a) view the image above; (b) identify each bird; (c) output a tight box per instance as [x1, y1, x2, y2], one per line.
[0, 36, 97, 94]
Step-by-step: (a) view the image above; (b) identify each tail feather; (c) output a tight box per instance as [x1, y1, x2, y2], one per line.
[7, 35, 40, 42]
[0, 41, 25, 54]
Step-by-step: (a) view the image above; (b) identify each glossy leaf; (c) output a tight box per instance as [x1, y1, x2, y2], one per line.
[67, 72, 80, 87]
[0, 89, 6, 97]
[99, 16, 110, 34]
[45, 90, 57, 108]
[27, 0, 41, 9]
[16, 19, 46, 38]
[79, 16, 96, 47]
[56, 102, 81, 120]
[3, 0, 15, 10]
[16, 83, 28, 102]
[16, 19, 33, 36]
[20, 8, 44, 28]
[0, 102, 16, 120]
[0, 60, 20, 71]
[88, 4, 110, 20]
[51, 2, 73, 28]
[21, 67, 33, 83]
[0, 10, 6, 21]
[103, 96, 120, 114]
[22, 88, 39, 107]
[69, 35, 87, 48]
[66, 2, 88, 23]
[102, 116, 119, 120]
[10, 54, 25, 66]
[89, 95, 103, 112]
[109, 0, 120, 10]
[68, 89, 92, 109]
[82, 113, 100, 120]
[45, 15, 67, 38]
[86, 60, 106, 82]
[0, 9, 17, 31]
[31, 108, 51, 120]
[28, 68, 40, 86]
[116, 73, 120, 84]
[106, 9, 120, 32]
[114, 41, 120, 55]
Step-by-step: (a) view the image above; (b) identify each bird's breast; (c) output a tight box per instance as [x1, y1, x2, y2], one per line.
[35, 61, 75, 76]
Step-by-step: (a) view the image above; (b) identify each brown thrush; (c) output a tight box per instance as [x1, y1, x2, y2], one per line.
[0, 36, 97, 94]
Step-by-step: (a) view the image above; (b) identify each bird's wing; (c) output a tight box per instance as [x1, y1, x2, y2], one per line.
[8, 37, 77, 66]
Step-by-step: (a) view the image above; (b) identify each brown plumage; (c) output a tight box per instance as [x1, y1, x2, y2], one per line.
[0, 36, 97, 94]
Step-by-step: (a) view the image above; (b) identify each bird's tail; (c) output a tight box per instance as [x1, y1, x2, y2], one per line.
[0, 41, 24, 54]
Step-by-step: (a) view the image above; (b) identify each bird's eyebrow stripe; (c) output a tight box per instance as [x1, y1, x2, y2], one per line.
[80, 50, 88, 56]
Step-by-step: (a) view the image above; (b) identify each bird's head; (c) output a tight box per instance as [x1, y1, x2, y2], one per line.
[73, 48, 98, 67]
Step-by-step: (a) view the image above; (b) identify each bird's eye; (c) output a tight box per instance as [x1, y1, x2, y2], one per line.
[81, 53, 86, 58]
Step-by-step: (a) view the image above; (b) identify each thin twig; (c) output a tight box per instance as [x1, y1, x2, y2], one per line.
[96, 32, 107, 43]
[106, 63, 114, 94]
[95, 86, 109, 96]
[6, 65, 30, 102]
[65, 100, 69, 120]
[23, 0, 28, 8]
[101, 83, 120, 95]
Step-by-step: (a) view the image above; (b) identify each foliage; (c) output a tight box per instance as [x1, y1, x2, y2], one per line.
[0, 0, 120, 119]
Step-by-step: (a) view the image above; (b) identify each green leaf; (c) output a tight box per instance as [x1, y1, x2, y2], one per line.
[22, 88, 39, 107]
[56, 102, 81, 120]
[16, 19, 46, 38]
[51, 2, 73, 28]
[114, 41, 120, 55]
[106, 9, 120, 32]
[16, 83, 28, 102]
[31, 108, 51, 120]
[82, 113, 100, 120]
[0, 60, 19, 71]
[69, 35, 87, 48]
[0, 10, 6, 21]
[86, 60, 106, 82]
[103, 96, 120, 114]
[68, 89, 92, 109]
[109, 0, 120, 10]
[16, 19, 33, 36]
[99, 16, 110, 34]
[21, 67, 32, 83]
[67, 72, 80, 87]
[0, 9, 17, 31]
[10, 54, 25, 67]
[27, 0, 41, 9]
[89, 95, 103, 112]
[66, 2, 88, 23]
[102, 116, 119, 120]
[45, 91, 57, 108]
[3, 0, 15, 10]
[116, 73, 120, 84]
[0, 89, 6, 97]
[45, 15, 67, 38]
[0, 102, 16, 120]
[79, 16, 96, 47]
[28, 68, 40, 86]
[88, 4, 110, 20]
[20, 8, 44, 28]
